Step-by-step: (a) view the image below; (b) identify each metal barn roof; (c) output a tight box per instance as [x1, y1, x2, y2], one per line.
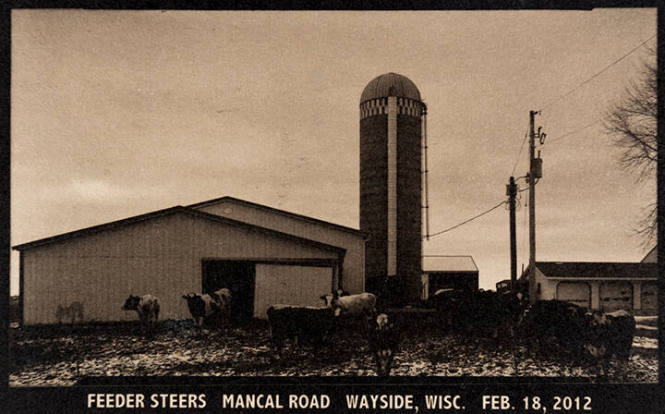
[187, 196, 367, 238]
[12, 206, 346, 254]
[423, 255, 478, 273]
[535, 261, 658, 279]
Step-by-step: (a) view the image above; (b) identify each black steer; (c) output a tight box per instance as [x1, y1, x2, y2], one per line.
[122, 294, 160, 336]
[428, 288, 457, 331]
[367, 313, 400, 376]
[444, 290, 523, 340]
[517, 300, 590, 358]
[266, 305, 336, 355]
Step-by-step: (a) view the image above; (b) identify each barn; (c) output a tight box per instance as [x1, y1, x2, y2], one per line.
[13, 198, 367, 325]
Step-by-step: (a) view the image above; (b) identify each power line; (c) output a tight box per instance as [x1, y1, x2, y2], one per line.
[539, 34, 656, 112]
[428, 201, 506, 238]
[549, 118, 601, 143]
[510, 129, 529, 176]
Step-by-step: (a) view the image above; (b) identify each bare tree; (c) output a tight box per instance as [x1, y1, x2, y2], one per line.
[604, 48, 657, 245]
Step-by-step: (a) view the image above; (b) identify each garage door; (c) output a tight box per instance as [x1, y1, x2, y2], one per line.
[600, 281, 633, 312]
[556, 282, 590, 308]
[254, 264, 333, 319]
[641, 282, 657, 314]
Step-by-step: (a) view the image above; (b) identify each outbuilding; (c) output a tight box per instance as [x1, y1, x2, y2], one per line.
[522, 261, 658, 315]
[13, 199, 367, 325]
[420, 255, 479, 299]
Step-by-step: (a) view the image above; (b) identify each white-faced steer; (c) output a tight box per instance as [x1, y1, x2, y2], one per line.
[182, 288, 232, 328]
[320, 291, 377, 317]
[584, 309, 636, 376]
[367, 313, 400, 376]
[122, 294, 160, 335]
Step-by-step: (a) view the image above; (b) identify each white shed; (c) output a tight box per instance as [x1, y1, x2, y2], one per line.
[421, 255, 479, 299]
[523, 261, 658, 315]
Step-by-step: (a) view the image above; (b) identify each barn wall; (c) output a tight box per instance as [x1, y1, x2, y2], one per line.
[194, 201, 366, 293]
[22, 213, 339, 325]
[539, 272, 657, 314]
[254, 264, 333, 319]
[640, 281, 657, 314]
[534, 268, 555, 301]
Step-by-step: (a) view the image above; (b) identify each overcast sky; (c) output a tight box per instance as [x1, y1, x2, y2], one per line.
[10, 9, 657, 295]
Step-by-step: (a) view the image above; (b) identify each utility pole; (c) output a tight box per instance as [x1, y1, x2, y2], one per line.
[528, 110, 545, 304]
[507, 176, 517, 291]
[528, 110, 537, 304]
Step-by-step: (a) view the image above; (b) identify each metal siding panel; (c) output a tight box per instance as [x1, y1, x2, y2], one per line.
[196, 201, 365, 294]
[22, 214, 196, 324]
[254, 264, 332, 319]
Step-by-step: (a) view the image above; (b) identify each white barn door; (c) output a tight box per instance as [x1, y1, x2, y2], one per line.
[641, 282, 657, 314]
[254, 264, 333, 319]
[600, 281, 633, 312]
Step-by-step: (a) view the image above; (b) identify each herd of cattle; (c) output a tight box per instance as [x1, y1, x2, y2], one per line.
[427, 288, 637, 375]
[121, 287, 638, 376]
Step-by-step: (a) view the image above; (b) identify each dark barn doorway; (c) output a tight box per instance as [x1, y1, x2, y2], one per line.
[202, 260, 255, 322]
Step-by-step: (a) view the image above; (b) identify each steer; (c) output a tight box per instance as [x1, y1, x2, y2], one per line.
[367, 313, 400, 376]
[444, 290, 523, 341]
[182, 288, 232, 329]
[427, 288, 457, 331]
[585, 309, 636, 376]
[319, 289, 349, 307]
[321, 291, 377, 317]
[517, 300, 590, 359]
[266, 305, 336, 355]
[122, 294, 160, 336]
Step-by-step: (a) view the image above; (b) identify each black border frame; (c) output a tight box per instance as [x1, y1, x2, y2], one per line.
[1, 2, 663, 413]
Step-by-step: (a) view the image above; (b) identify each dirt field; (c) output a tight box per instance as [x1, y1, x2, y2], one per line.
[9, 318, 657, 386]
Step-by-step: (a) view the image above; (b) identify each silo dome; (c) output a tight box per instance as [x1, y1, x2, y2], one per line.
[360, 72, 422, 103]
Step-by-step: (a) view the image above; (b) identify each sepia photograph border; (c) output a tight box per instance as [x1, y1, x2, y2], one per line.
[1, 1, 664, 413]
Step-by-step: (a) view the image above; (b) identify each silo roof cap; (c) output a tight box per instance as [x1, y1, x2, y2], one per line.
[360, 72, 422, 103]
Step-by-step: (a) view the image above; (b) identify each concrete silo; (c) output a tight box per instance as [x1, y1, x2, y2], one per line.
[359, 73, 427, 304]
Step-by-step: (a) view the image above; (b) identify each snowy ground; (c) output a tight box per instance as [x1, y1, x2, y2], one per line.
[9, 320, 658, 386]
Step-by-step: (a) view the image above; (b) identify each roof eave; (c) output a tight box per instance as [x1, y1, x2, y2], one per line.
[13, 206, 347, 256]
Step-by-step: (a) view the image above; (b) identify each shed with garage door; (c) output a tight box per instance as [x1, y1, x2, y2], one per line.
[521, 261, 658, 315]
[13, 202, 359, 325]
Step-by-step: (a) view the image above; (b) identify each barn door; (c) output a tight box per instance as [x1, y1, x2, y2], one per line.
[641, 282, 657, 314]
[556, 282, 591, 309]
[254, 264, 333, 319]
[600, 281, 633, 312]
[202, 260, 255, 322]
